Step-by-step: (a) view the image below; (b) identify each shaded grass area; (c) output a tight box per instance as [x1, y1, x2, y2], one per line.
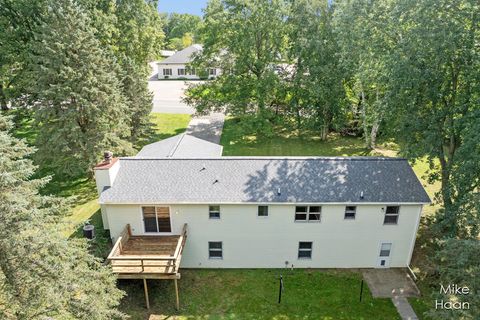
[120, 269, 399, 320]
[220, 118, 440, 215]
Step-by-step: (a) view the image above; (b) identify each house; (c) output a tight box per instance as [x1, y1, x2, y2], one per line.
[157, 44, 221, 80]
[160, 49, 176, 58]
[95, 138, 430, 272]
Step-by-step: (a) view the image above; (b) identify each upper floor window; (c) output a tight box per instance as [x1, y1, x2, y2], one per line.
[163, 68, 172, 76]
[383, 206, 400, 224]
[258, 205, 269, 217]
[209, 205, 221, 219]
[177, 68, 185, 76]
[298, 241, 313, 259]
[344, 206, 356, 219]
[295, 206, 321, 222]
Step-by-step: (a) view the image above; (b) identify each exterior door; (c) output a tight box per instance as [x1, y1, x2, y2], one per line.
[142, 206, 171, 233]
[377, 243, 392, 268]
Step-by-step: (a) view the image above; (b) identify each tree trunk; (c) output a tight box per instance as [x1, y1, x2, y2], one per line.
[369, 118, 380, 149]
[360, 91, 371, 148]
[0, 84, 9, 111]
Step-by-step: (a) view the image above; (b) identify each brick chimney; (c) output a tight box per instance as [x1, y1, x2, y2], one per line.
[93, 151, 120, 195]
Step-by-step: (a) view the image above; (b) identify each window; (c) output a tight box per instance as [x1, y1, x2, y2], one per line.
[186, 67, 196, 75]
[383, 206, 400, 224]
[295, 206, 321, 222]
[209, 68, 217, 76]
[258, 205, 269, 217]
[162, 68, 172, 76]
[298, 242, 312, 259]
[177, 68, 185, 76]
[208, 241, 223, 259]
[344, 206, 356, 219]
[142, 206, 171, 232]
[209, 205, 220, 219]
[380, 243, 392, 257]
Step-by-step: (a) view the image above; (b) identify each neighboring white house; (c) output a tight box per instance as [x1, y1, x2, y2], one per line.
[94, 135, 430, 270]
[157, 44, 221, 80]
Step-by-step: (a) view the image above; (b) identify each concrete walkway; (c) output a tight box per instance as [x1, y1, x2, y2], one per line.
[362, 269, 420, 320]
[392, 296, 419, 320]
[186, 113, 225, 145]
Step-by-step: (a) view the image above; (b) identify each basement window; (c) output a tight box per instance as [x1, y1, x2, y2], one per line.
[383, 206, 400, 225]
[298, 242, 313, 259]
[258, 205, 269, 217]
[295, 206, 321, 222]
[344, 206, 357, 219]
[209, 205, 221, 219]
[208, 241, 223, 259]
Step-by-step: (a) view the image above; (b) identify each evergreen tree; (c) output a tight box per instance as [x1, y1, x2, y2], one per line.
[29, 0, 134, 177]
[0, 113, 125, 319]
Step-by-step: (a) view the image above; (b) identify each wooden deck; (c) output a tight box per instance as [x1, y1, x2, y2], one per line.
[107, 223, 187, 279]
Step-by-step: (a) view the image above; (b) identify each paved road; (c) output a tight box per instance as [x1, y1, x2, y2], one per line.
[148, 61, 196, 114]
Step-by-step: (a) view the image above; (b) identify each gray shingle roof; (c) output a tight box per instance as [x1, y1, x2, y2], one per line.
[100, 157, 431, 204]
[136, 134, 223, 158]
[157, 44, 202, 65]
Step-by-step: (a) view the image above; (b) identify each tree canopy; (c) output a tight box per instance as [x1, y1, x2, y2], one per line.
[0, 113, 125, 319]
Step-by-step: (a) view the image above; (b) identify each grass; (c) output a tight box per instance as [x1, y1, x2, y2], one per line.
[120, 269, 399, 320]
[136, 113, 191, 149]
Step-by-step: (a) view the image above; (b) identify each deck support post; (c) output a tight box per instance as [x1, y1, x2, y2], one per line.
[143, 279, 150, 309]
[174, 278, 180, 310]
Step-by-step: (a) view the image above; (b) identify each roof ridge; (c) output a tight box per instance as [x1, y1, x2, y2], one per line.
[167, 133, 186, 158]
[119, 156, 406, 161]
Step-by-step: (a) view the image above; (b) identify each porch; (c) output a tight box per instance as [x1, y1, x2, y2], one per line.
[107, 223, 188, 309]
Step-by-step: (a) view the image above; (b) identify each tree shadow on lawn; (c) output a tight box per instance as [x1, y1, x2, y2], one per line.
[220, 118, 371, 157]
[119, 269, 398, 320]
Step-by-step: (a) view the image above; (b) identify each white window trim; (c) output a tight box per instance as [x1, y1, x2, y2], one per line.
[294, 205, 322, 223]
[140, 205, 172, 234]
[383, 206, 400, 225]
[344, 206, 357, 220]
[257, 205, 269, 218]
[208, 241, 223, 259]
[209, 205, 221, 219]
[298, 241, 313, 260]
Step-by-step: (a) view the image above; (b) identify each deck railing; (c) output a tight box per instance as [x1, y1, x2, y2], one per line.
[107, 223, 188, 275]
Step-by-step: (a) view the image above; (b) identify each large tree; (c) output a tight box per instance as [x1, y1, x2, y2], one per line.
[286, 0, 346, 140]
[164, 12, 203, 49]
[0, 0, 48, 110]
[334, 0, 396, 149]
[29, 0, 134, 177]
[185, 0, 289, 123]
[388, 0, 480, 237]
[0, 113, 125, 319]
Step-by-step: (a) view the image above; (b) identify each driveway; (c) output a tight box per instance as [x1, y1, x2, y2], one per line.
[148, 61, 196, 114]
[186, 113, 225, 145]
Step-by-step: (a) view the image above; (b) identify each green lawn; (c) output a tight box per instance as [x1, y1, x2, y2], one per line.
[120, 269, 399, 320]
